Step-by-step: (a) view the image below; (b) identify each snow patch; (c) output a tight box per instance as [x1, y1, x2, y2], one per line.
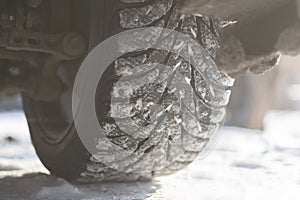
[0, 110, 300, 199]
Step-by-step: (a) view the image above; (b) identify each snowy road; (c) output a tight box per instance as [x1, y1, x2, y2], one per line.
[0, 111, 300, 200]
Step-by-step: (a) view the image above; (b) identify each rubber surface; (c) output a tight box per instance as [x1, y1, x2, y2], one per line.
[23, 0, 233, 182]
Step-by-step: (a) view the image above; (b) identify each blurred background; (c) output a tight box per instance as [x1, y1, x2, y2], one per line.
[227, 55, 300, 129]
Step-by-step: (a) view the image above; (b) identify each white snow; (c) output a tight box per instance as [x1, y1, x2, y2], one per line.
[0, 111, 46, 173]
[1, 110, 300, 200]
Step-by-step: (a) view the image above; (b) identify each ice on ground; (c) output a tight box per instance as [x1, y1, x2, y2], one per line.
[0, 110, 300, 200]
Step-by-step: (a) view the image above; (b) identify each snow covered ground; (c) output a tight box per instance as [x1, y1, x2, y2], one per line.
[0, 110, 300, 200]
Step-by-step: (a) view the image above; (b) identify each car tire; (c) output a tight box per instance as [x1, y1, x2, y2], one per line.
[22, 0, 233, 182]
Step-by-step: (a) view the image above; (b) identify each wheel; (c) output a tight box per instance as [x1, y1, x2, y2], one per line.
[22, 0, 234, 182]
